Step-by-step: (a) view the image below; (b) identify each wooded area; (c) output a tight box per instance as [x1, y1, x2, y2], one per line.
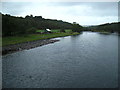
[2, 13, 119, 37]
[2, 13, 83, 36]
[84, 22, 120, 33]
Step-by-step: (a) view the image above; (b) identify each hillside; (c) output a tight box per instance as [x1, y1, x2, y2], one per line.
[2, 13, 82, 36]
[85, 22, 120, 33]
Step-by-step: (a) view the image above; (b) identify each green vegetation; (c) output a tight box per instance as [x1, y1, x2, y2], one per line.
[36, 29, 60, 33]
[26, 27, 37, 34]
[2, 13, 119, 47]
[36, 29, 72, 33]
[90, 30, 111, 34]
[51, 29, 60, 33]
[90, 30, 109, 33]
[65, 29, 72, 33]
[2, 13, 83, 36]
[72, 22, 83, 32]
[1, 13, 83, 46]
[36, 30, 45, 33]
[99, 32, 111, 35]
[3, 32, 80, 46]
[85, 22, 119, 33]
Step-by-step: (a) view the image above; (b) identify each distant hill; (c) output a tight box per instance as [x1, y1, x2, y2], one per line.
[2, 13, 83, 36]
[86, 22, 120, 33]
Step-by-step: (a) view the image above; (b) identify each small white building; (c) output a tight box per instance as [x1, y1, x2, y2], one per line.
[46, 29, 51, 32]
[44, 29, 52, 33]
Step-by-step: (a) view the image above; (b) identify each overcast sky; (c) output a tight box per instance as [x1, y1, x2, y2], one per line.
[1, 2, 118, 25]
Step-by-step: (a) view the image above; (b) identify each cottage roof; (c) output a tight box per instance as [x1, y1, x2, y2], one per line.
[46, 29, 51, 31]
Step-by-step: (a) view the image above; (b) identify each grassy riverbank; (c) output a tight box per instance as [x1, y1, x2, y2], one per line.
[3, 32, 80, 46]
[91, 30, 112, 34]
[99, 32, 111, 35]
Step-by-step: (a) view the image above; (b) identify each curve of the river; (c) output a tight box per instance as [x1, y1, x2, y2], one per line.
[2, 32, 118, 88]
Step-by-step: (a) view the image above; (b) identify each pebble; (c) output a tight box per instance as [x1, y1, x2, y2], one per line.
[2, 39, 59, 55]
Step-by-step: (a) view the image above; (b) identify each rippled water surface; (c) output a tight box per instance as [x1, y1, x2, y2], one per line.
[3, 32, 118, 88]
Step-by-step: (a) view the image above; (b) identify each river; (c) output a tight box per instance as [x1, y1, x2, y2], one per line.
[2, 32, 118, 88]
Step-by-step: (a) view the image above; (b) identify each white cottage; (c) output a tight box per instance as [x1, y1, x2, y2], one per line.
[46, 29, 51, 32]
[45, 29, 52, 33]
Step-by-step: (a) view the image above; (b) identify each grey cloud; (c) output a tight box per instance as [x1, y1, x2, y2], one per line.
[49, 2, 118, 9]
[2, 2, 32, 15]
[1, 2, 118, 17]
[1, 2, 118, 25]
[62, 2, 118, 17]
[47, 2, 118, 17]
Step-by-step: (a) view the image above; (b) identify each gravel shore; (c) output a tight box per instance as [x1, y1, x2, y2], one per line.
[2, 39, 59, 55]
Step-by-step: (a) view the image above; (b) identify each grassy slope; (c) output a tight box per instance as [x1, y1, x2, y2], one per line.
[36, 29, 72, 33]
[91, 30, 111, 34]
[3, 32, 79, 46]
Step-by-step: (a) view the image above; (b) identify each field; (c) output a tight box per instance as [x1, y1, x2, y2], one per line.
[36, 29, 72, 33]
[3, 30, 79, 46]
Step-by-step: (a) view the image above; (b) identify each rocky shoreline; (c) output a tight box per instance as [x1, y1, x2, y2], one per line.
[2, 39, 59, 55]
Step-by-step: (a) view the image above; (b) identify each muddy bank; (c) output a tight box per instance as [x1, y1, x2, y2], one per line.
[2, 39, 59, 55]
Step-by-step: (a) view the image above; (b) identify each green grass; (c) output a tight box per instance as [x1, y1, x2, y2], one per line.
[36, 30, 45, 33]
[36, 29, 72, 33]
[51, 29, 60, 33]
[65, 29, 72, 33]
[99, 32, 111, 35]
[91, 30, 111, 35]
[91, 30, 111, 33]
[36, 29, 60, 33]
[3, 32, 80, 46]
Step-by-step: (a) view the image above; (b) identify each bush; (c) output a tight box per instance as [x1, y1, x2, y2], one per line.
[72, 22, 83, 32]
[60, 29, 65, 32]
[26, 27, 36, 34]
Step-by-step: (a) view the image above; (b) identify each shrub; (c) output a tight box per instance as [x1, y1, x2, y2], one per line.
[26, 27, 36, 34]
[60, 29, 65, 32]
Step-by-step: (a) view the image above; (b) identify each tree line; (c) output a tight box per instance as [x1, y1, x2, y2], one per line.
[84, 22, 120, 33]
[2, 13, 83, 36]
[3, 13, 119, 36]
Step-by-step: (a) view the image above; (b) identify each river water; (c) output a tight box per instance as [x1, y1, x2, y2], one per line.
[2, 32, 118, 88]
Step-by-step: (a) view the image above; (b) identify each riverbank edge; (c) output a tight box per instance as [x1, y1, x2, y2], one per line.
[3, 32, 80, 46]
[2, 33, 80, 55]
[2, 39, 60, 55]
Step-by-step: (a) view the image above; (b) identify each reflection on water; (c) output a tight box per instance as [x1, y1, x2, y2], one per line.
[2, 32, 118, 88]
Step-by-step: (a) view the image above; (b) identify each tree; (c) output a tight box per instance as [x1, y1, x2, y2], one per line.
[26, 27, 36, 34]
[72, 22, 83, 32]
[60, 28, 65, 32]
[2, 13, 84, 36]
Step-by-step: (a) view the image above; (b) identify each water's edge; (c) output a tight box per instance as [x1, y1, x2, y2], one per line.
[2, 32, 118, 88]
[2, 39, 59, 55]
